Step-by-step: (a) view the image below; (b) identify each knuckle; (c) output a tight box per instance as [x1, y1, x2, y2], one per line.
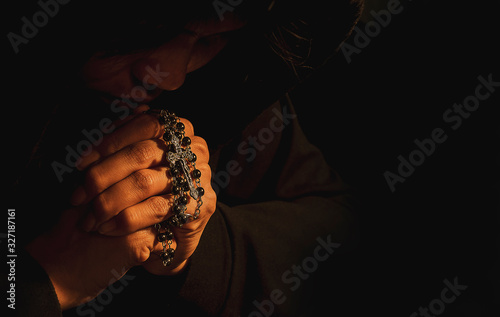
[126, 141, 155, 165]
[203, 188, 217, 216]
[101, 133, 122, 156]
[179, 118, 194, 135]
[190, 136, 209, 159]
[131, 169, 155, 192]
[93, 193, 112, 219]
[85, 166, 106, 194]
[141, 113, 163, 137]
[148, 196, 170, 221]
[131, 244, 152, 264]
[127, 231, 155, 264]
[114, 211, 136, 233]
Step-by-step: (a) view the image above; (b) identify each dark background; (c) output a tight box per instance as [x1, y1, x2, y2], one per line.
[4, 0, 499, 316]
[291, 0, 499, 316]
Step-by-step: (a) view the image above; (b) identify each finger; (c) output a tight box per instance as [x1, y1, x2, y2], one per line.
[97, 194, 175, 236]
[178, 117, 194, 137]
[123, 226, 158, 265]
[189, 136, 210, 164]
[113, 104, 151, 129]
[97, 163, 214, 236]
[71, 139, 167, 206]
[77, 112, 164, 170]
[82, 166, 172, 232]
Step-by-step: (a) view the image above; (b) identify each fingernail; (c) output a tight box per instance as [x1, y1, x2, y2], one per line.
[70, 186, 87, 206]
[82, 214, 96, 232]
[98, 220, 117, 235]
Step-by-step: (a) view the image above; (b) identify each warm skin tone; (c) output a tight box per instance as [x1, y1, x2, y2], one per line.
[26, 13, 246, 310]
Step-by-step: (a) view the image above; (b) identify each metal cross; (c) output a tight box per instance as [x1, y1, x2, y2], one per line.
[166, 134, 199, 199]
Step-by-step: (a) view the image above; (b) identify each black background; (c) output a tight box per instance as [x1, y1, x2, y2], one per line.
[292, 1, 499, 316]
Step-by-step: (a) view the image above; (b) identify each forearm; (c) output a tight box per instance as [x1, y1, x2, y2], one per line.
[9, 247, 63, 316]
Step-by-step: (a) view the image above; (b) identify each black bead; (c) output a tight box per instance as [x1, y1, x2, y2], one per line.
[181, 137, 191, 146]
[169, 167, 180, 177]
[173, 204, 184, 214]
[163, 133, 172, 142]
[177, 195, 188, 205]
[188, 153, 197, 162]
[157, 231, 173, 242]
[163, 258, 173, 266]
[165, 230, 174, 240]
[178, 213, 189, 224]
[172, 185, 181, 195]
[182, 182, 190, 192]
[166, 247, 175, 255]
[197, 187, 205, 197]
[160, 251, 173, 262]
[192, 169, 201, 179]
[157, 233, 167, 242]
[176, 122, 185, 131]
[174, 132, 183, 140]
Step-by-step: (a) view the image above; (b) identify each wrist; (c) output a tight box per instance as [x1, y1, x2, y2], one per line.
[25, 235, 86, 310]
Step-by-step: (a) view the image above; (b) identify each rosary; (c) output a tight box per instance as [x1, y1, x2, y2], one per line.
[147, 109, 204, 267]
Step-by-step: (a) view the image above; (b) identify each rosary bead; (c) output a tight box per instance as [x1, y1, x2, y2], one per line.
[174, 132, 183, 140]
[169, 167, 180, 177]
[160, 251, 174, 262]
[192, 169, 201, 179]
[173, 204, 184, 214]
[163, 133, 172, 142]
[163, 258, 173, 266]
[177, 195, 188, 205]
[157, 233, 166, 242]
[176, 122, 185, 131]
[178, 213, 189, 224]
[182, 182, 190, 192]
[172, 185, 181, 195]
[157, 231, 174, 242]
[181, 137, 191, 146]
[197, 187, 205, 197]
[188, 153, 197, 163]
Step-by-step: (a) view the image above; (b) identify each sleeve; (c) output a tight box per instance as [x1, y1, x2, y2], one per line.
[173, 94, 358, 316]
[2, 248, 63, 317]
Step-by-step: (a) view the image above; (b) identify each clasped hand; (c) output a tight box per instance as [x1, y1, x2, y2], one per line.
[27, 105, 216, 309]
